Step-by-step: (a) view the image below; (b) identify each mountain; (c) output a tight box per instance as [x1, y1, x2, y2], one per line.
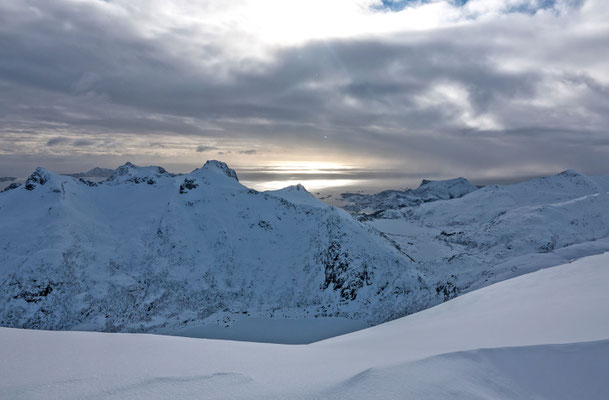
[341, 177, 478, 213]
[1, 251, 607, 399]
[2, 163, 609, 339]
[65, 167, 115, 179]
[365, 169, 609, 294]
[0, 161, 439, 334]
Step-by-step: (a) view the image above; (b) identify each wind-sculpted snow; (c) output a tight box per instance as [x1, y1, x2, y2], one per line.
[0, 161, 436, 333]
[341, 177, 478, 213]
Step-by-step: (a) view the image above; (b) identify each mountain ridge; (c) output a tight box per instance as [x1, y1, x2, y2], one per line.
[0, 161, 436, 334]
[2, 163, 609, 339]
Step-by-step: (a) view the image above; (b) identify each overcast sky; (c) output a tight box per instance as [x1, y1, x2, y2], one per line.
[1, 0, 608, 186]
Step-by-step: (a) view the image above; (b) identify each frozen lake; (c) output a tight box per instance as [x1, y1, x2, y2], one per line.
[158, 317, 370, 344]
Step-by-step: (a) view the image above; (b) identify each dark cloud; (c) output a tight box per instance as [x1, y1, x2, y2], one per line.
[196, 145, 218, 152]
[73, 139, 95, 147]
[46, 137, 71, 146]
[239, 150, 257, 155]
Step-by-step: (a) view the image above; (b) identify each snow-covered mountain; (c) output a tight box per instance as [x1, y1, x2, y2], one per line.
[65, 167, 115, 179]
[2, 251, 607, 399]
[341, 177, 478, 213]
[2, 163, 609, 339]
[0, 161, 440, 334]
[365, 169, 609, 295]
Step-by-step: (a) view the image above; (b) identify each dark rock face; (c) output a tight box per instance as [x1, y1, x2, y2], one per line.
[435, 281, 458, 301]
[179, 178, 199, 194]
[319, 240, 372, 302]
[1, 183, 21, 192]
[24, 169, 48, 191]
[79, 179, 98, 187]
[12, 282, 54, 304]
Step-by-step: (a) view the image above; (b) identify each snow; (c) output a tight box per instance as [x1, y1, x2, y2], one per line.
[1, 251, 608, 399]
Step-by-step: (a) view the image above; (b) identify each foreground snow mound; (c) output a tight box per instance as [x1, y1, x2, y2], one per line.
[341, 177, 478, 213]
[0, 161, 436, 333]
[1, 252, 607, 399]
[316, 341, 609, 400]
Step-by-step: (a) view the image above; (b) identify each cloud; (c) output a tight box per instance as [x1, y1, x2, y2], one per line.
[73, 139, 95, 147]
[196, 145, 218, 152]
[46, 137, 70, 146]
[0, 0, 608, 180]
[239, 150, 257, 155]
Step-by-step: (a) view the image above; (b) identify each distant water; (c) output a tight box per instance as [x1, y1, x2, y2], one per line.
[237, 166, 438, 205]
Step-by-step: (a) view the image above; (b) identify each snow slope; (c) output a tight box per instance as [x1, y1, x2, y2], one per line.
[1, 251, 608, 399]
[0, 161, 438, 334]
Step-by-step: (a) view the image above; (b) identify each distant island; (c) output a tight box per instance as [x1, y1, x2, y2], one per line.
[65, 167, 114, 179]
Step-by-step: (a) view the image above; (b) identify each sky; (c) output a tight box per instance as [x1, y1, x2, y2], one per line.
[1, 0, 609, 191]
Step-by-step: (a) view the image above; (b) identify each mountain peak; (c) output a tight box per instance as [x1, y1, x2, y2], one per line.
[417, 177, 470, 189]
[200, 160, 239, 181]
[557, 169, 581, 178]
[106, 162, 172, 185]
[283, 183, 308, 192]
[265, 184, 327, 208]
[65, 167, 114, 179]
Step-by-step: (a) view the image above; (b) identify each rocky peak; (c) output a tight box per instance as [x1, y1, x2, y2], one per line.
[105, 162, 172, 185]
[200, 160, 239, 181]
[557, 169, 581, 178]
[24, 167, 52, 191]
